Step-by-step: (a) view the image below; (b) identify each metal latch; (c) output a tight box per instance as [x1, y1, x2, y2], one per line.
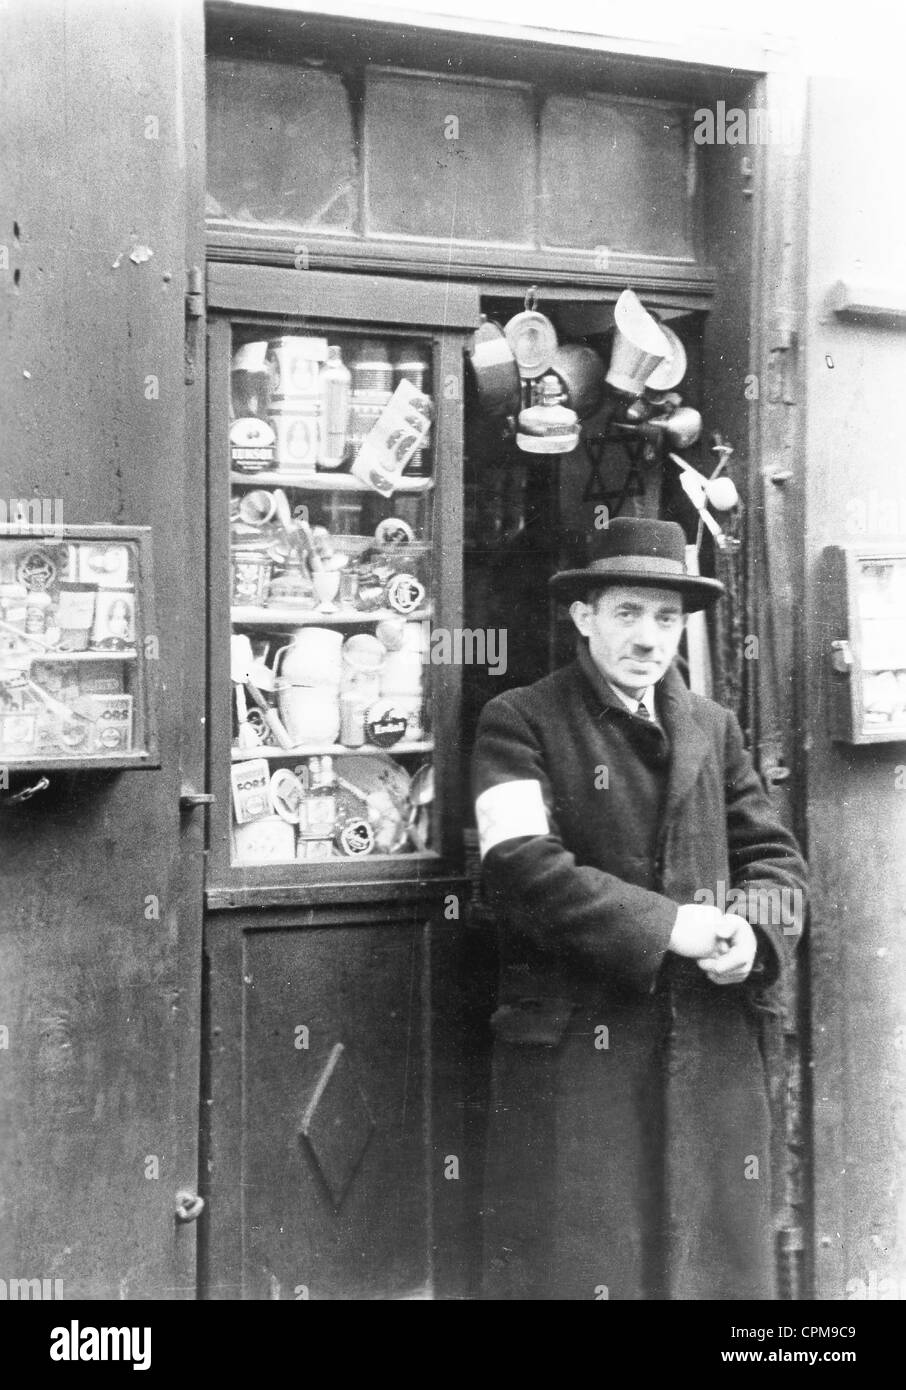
[831, 639, 853, 674]
[1, 775, 50, 807]
[180, 787, 215, 811]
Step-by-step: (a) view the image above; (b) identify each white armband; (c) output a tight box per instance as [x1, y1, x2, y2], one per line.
[475, 779, 550, 859]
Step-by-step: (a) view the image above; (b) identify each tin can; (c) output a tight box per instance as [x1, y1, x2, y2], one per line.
[269, 408, 321, 471]
[231, 551, 272, 607]
[87, 694, 134, 753]
[339, 691, 366, 747]
[351, 340, 394, 396]
[230, 417, 276, 473]
[266, 336, 328, 403]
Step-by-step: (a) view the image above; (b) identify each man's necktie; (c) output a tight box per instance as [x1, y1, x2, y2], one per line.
[631, 700, 669, 762]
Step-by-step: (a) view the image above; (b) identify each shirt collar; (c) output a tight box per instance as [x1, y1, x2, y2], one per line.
[607, 680, 656, 718]
[575, 641, 661, 720]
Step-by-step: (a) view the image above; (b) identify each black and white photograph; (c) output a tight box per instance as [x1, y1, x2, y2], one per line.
[1, 0, 903, 1355]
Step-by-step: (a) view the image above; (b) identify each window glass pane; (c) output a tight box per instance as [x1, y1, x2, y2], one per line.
[364, 70, 534, 244]
[540, 95, 694, 258]
[228, 325, 437, 867]
[207, 58, 358, 231]
[856, 557, 906, 735]
[0, 535, 146, 761]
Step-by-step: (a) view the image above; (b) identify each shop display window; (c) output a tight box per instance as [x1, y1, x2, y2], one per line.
[0, 526, 157, 770]
[827, 546, 906, 743]
[225, 323, 439, 868]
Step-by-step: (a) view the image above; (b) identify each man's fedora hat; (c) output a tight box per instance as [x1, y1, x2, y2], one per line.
[549, 516, 725, 612]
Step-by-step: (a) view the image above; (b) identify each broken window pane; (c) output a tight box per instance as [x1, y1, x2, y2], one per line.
[207, 59, 358, 231]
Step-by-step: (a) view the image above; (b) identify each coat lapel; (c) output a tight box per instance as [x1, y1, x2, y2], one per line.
[656, 661, 711, 830]
[573, 644, 711, 830]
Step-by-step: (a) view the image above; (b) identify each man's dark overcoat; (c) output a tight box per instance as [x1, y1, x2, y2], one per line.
[472, 643, 807, 1301]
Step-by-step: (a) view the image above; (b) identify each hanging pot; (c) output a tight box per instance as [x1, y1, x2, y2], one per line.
[605, 289, 671, 396]
[548, 344, 607, 420]
[644, 323, 688, 391]
[504, 288, 559, 380]
[466, 316, 522, 419]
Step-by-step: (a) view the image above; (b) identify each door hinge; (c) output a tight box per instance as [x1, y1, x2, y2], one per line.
[766, 309, 799, 406]
[184, 265, 204, 385]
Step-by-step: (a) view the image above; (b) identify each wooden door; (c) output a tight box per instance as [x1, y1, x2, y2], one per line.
[0, 0, 207, 1298]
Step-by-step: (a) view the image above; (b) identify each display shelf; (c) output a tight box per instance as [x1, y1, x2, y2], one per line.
[230, 470, 434, 493]
[231, 739, 434, 762]
[231, 605, 432, 626]
[25, 649, 138, 663]
[0, 752, 154, 773]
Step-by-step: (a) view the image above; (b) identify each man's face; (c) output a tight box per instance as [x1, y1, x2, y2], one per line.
[569, 585, 686, 697]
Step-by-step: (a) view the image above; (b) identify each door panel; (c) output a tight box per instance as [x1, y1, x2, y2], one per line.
[203, 909, 436, 1299]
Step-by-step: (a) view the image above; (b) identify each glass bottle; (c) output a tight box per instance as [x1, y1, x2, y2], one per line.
[318, 346, 352, 470]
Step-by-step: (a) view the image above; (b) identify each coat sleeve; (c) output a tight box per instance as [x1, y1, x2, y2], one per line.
[723, 710, 808, 986]
[472, 690, 679, 994]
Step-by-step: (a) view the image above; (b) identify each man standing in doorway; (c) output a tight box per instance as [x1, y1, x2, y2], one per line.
[472, 517, 807, 1300]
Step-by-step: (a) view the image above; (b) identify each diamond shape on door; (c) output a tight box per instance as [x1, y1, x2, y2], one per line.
[298, 1042, 375, 1208]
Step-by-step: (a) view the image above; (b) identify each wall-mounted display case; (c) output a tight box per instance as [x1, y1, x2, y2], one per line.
[825, 544, 906, 743]
[206, 264, 477, 900]
[0, 524, 158, 770]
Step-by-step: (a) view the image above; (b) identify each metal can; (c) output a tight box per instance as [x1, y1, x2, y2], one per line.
[339, 691, 366, 747]
[266, 336, 328, 403]
[231, 551, 271, 607]
[269, 408, 321, 471]
[351, 340, 394, 396]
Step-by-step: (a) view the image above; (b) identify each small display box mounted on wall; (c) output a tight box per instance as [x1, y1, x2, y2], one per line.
[0, 524, 159, 771]
[825, 544, 906, 744]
